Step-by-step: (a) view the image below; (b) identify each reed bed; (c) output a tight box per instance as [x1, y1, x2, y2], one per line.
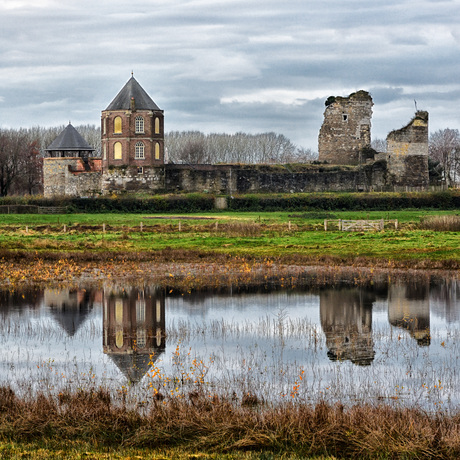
[420, 214, 460, 231]
[1, 385, 460, 458]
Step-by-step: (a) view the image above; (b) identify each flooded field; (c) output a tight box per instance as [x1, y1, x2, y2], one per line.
[1, 273, 459, 410]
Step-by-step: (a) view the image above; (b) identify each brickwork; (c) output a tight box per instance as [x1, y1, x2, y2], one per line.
[386, 111, 429, 187]
[318, 90, 373, 165]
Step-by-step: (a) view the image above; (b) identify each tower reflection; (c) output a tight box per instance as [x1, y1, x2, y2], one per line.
[388, 281, 430, 346]
[320, 288, 376, 366]
[103, 287, 166, 384]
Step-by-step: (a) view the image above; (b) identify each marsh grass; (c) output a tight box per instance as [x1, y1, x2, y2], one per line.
[420, 215, 460, 231]
[1, 385, 460, 458]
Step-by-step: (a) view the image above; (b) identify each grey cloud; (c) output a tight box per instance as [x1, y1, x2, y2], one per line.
[0, 0, 459, 149]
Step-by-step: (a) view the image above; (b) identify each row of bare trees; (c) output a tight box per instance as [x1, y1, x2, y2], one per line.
[165, 131, 317, 164]
[0, 124, 459, 195]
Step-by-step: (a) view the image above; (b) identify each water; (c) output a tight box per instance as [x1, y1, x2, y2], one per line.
[0, 275, 459, 409]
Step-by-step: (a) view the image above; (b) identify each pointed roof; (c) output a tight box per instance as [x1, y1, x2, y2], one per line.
[46, 123, 95, 152]
[105, 76, 161, 111]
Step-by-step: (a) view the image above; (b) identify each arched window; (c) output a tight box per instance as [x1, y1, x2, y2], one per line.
[155, 142, 160, 160]
[135, 116, 144, 133]
[155, 117, 160, 134]
[114, 116, 122, 133]
[135, 142, 145, 159]
[103, 143, 107, 160]
[114, 142, 122, 160]
[115, 300, 123, 349]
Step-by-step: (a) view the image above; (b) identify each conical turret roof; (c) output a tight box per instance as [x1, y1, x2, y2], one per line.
[46, 123, 95, 152]
[105, 76, 161, 111]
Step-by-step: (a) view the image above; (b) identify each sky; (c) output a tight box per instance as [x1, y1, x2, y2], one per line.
[0, 0, 459, 151]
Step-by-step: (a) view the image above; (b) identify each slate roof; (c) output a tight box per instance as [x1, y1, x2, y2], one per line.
[105, 76, 161, 111]
[46, 123, 95, 152]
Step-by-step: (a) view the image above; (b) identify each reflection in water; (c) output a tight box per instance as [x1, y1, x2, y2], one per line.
[388, 281, 431, 346]
[103, 287, 166, 384]
[46, 289, 101, 336]
[0, 276, 459, 409]
[320, 288, 376, 365]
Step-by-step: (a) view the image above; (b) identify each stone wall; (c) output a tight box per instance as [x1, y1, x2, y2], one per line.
[101, 163, 388, 195]
[386, 111, 429, 188]
[318, 90, 373, 165]
[102, 166, 164, 193]
[43, 158, 102, 197]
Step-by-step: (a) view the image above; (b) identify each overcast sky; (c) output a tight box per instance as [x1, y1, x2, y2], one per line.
[1, 0, 459, 151]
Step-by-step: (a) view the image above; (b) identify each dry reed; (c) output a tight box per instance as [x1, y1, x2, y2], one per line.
[420, 215, 460, 231]
[1, 386, 460, 458]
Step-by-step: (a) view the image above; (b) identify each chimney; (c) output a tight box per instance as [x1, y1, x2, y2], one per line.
[130, 97, 136, 111]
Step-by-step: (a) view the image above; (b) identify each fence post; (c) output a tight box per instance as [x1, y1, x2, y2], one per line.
[63, 224, 66, 233]
[324, 220, 327, 231]
[103, 223, 106, 233]
[380, 219, 384, 231]
[179, 221, 181, 232]
[140, 222, 143, 232]
[215, 221, 218, 231]
[339, 219, 342, 231]
[288, 221, 291, 231]
[25, 226, 28, 233]
[395, 219, 398, 230]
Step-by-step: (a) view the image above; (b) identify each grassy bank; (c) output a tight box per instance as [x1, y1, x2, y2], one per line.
[1, 387, 460, 459]
[0, 211, 458, 275]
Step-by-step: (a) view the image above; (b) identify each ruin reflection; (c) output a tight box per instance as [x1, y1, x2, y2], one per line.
[103, 287, 166, 384]
[320, 288, 376, 366]
[388, 281, 431, 346]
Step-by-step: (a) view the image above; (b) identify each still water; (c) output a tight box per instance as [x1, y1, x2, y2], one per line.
[0, 275, 459, 409]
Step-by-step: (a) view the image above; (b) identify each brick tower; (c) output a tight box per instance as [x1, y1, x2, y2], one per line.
[101, 75, 164, 173]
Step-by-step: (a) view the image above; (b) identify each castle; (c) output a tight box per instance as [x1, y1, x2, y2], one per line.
[43, 80, 430, 198]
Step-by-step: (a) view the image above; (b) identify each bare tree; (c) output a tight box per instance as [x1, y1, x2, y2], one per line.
[0, 129, 34, 196]
[165, 131, 301, 165]
[371, 138, 387, 153]
[429, 129, 460, 186]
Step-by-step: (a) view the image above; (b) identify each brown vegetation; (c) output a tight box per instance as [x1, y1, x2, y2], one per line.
[420, 215, 460, 231]
[1, 386, 459, 458]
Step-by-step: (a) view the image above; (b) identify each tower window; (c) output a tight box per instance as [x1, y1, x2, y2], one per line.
[342, 114, 348, 122]
[114, 142, 122, 160]
[114, 116, 122, 133]
[155, 142, 160, 160]
[155, 117, 160, 134]
[135, 116, 144, 133]
[135, 142, 145, 159]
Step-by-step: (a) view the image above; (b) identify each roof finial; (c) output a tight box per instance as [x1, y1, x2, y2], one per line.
[131, 70, 134, 77]
[69, 120, 71, 125]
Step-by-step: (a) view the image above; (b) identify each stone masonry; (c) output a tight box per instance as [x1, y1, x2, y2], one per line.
[386, 111, 429, 188]
[318, 90, 373, 165]
[43, 158, 102, 197]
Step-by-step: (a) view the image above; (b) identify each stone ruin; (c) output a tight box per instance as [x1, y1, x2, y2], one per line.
[318, 90, 429, 190]
[386, 111, 429, 188]
[318, 90, 373, 165]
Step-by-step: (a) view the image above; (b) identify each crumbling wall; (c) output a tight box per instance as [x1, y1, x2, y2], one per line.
[318, 90, 373, 165]
[44, 158, 102, 197]
[386, 111, 429, 188]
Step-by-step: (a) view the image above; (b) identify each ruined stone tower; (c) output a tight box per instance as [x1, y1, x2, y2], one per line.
[386, 111, 429, 188]
[101, 76, 165, 173]
[318, 90, 373, 165]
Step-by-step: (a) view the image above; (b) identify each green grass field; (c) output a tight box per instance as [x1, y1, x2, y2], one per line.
[0, 210, 458, 266]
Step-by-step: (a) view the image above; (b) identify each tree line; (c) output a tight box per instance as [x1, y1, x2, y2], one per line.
[0, 124, 458, 196]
